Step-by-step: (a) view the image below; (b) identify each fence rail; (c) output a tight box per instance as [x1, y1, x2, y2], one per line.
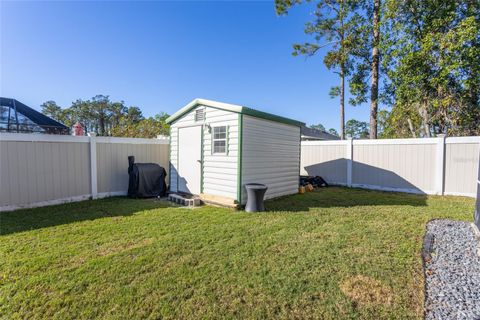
[301, 136, 480, 197]
[0, 133, 169, 211]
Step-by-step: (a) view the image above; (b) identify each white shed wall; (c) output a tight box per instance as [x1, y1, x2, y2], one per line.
[169, 105, 239, 200]
[240, 115, 300, 204]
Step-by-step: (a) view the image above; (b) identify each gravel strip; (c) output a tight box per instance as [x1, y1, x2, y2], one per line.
[424, 219, 480, 319]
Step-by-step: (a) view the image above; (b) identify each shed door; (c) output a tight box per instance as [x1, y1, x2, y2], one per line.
[178, 126, 202, 195]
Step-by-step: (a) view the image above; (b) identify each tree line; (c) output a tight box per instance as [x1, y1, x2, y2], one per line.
[276, 0, 479, 139]
[311, 119, 369, 138]
[41, 95, 169, 138]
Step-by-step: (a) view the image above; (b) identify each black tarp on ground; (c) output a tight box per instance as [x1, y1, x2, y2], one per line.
[299, 175, 328, 187]
[128, 156, 167, 198]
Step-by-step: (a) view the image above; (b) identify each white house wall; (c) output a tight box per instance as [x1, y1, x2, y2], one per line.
[241, 115, 300, 204]
[170, 105, 239, 200]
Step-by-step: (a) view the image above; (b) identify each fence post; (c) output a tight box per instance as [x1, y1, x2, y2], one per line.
[346, 137, 353, 187]
[474, 146, 480, 230]
[88, 132, 98, 199]
[435, 134, 446, 195]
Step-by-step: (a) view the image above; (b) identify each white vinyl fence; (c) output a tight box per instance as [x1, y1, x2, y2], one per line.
[1, 133, 478, 212]
[0, 133, 169, 211]
[301, 136, 480, 197]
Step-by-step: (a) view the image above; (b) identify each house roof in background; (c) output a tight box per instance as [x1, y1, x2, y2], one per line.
[301, 126, 340, 140]
[166, 98, 305, 127]
[0, 97, 69, 131]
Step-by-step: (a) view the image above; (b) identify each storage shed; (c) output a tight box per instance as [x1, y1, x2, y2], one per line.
[166, 98, 304, 207]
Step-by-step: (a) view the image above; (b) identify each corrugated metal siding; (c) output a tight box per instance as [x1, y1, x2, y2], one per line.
[241, 115, 300, 204]
[444, 141, 479, 196]
[96, 142, 169, 194]
[169, 106, 239, 200]
[0, 140, 91, 207]
[300, 142, 347, 184]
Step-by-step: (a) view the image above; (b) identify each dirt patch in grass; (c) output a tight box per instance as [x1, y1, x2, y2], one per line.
[340, 275, 393, 307]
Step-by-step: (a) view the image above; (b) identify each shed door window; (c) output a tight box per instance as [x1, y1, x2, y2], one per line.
[213, 126, 227, 154]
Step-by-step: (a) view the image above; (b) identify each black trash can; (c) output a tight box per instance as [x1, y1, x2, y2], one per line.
[244, 183, 268, 212]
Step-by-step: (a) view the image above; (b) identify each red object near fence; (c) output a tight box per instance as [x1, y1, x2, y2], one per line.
[72, 122, 84, 136]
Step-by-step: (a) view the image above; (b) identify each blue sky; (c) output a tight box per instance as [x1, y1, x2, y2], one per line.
[1, 1, 370, 131]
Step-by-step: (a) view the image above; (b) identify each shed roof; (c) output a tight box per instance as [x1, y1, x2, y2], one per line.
[166, 98, 305, 127]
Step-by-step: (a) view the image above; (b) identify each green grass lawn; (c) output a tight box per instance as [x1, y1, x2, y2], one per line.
[0, 188, 474, 319]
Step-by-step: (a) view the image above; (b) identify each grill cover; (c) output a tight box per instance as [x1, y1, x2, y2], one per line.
[128, 157, 167, 198]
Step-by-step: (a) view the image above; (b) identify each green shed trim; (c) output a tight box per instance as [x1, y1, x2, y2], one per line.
[176, 127, 179, 191]
[166, 98, 304, 127]
[236, 114, 243, 204]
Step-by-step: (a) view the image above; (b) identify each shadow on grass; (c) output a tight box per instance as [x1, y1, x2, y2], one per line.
[0, 197, 170, 236]
[262, 159, 430, 212]
[265, 187, 428, 212]
[1, 187, 429, 235]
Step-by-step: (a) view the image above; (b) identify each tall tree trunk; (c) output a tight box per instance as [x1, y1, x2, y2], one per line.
[407, 118, 416, 138]
[419, 103, 430, 137]
[369, 0, 380, 139]
[99, 116, 105, 136]
[340, 65, 345, 140]
[339, 9, 346, 140]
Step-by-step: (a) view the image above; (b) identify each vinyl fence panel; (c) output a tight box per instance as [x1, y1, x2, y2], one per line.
[444, 137, 480, 197]
[301, 141, 348, 185]
[300, 136, 480, 197]
[0, 134, 91, 210]
[96, 138, 169, 196]
[0, 133, 169, 211]
[352, 139, 437, 194]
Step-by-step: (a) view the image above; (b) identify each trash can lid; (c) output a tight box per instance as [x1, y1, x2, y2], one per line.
[245, 183, 267, 190]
